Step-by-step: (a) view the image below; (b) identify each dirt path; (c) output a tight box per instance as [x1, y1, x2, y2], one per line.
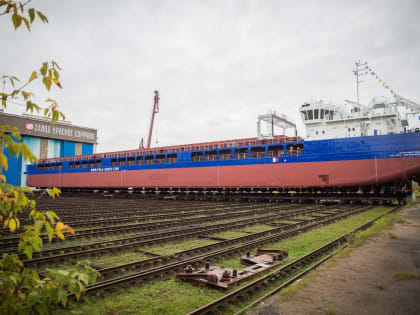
[249, 203, 420, 315]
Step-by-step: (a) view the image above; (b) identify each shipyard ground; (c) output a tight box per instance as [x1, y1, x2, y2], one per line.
[249, 202, 420, 315]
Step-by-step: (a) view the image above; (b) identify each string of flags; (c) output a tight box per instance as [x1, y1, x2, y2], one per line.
[365, 64, 396, 95]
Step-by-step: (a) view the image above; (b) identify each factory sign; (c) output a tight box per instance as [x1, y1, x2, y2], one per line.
[0, 112, 97, 144]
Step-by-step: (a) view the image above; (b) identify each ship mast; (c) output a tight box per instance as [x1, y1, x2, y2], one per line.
[353, 61, 368, 104]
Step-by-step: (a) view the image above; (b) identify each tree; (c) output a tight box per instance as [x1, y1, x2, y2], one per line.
[0, 1, 98, 314]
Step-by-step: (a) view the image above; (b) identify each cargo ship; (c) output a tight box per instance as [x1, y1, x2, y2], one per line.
[26, 94, 420, 195]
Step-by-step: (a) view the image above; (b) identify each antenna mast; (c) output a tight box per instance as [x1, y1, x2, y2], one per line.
[353, 60, 368, 104]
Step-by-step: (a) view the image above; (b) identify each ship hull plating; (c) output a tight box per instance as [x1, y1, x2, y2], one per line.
[26, 157, 420, 189]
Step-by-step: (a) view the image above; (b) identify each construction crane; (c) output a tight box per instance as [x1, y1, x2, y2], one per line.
[139, 90, 160, 149]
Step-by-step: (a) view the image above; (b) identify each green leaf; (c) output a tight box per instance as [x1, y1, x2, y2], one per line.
[45, 211, 56, 225]
[36, 11, 48, 23]
[40, 62, 48, 76]
[42, 76, 52, 91]
[48, 286, 59, 303]
[11, 13, 22, 30]
[28, 8, 35, 23]
[57, 287, 68, 306]
[45, 221, 54, 241]
[52, 110, 59, 123]
[78, 273, 89, 285]
[24, 245, 33, 259]
[53, 68, 59, 79]
[22, 16, 30, 31]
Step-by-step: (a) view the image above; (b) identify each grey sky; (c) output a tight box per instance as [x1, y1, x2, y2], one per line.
[1, 0, 419, 152]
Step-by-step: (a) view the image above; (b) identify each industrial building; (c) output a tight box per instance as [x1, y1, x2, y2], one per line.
[0, 111, 97, 186]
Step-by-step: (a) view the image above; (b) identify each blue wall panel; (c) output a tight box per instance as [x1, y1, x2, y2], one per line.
[82, 143, 93, 155]
[2, 148, 22, 186]
[62, 141, 75, 157]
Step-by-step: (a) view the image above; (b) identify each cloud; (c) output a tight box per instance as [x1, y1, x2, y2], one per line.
[1, 0, 419, 153]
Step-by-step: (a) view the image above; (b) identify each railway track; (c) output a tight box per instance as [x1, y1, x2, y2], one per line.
[81, 204, 373, 295]
[21, 205, 333, 265]
[188, 205, 400, 315]
[0, 203, 317, 249]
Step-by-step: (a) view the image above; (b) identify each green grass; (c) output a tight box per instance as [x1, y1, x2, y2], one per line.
[395, 272, 419, 280]
[138, 238, 219, 255]
[60, 279, 224, 315]
[275, 220, 300, 224]
[210, 230, 249, 239]
[241, 224, 274, 233]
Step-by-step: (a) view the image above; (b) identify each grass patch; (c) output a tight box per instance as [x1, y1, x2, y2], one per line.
[279, 278, 310, 300]
[210, 230, 249, 239]
[138, 238, 218, 255]
[293, 215, 315, 220]
[60, 279, 224, 315]
[395, 272, 419, 280]
[267, 207, 393, 258]
[216, 256, 247, 270]
[240, 224, 274, 233]
[275, 220, 300, 224]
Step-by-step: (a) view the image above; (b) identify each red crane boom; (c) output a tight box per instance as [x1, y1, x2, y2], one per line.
[139, 90, 160, 149]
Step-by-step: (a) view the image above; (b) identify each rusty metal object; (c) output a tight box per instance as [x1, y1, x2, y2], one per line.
[176, 249, 288, 290]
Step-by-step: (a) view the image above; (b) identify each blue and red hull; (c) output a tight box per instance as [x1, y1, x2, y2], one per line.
[26, 133, 420, 189]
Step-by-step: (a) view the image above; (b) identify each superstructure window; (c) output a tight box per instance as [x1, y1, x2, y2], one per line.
[82, 161, 88, 168]
[57, 163, 62, 170]
[205, 150, 217, 161]
[156, 154, 165, 164]
[145, 155, 154, 164]
[136, 156, 144, 165]
[219, 149, 232, 160]
[314, 109, 319, 119]
[69, 162, 74, 169]
[286, 144, 304, 156]
[308, 110, 313, 120]
[75, 162, 81, 169]
[37, 164, 44, 170]
[251, 147, 265, 158]
[118, 158, 126, 166]
[320, 109, 324, 119]
[191, 152, 203, 162]
[128, 157, 135, 166]
[89, 160, 95, 168]
[268, 145, 284, 157]
[111, 159, 117, 166]
[167, 153, 177, 163]
[234, 148, 249, 159]
[96, 160, 102, 167]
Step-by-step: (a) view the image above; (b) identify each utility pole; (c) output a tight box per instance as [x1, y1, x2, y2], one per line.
[353, 60, 368, 104]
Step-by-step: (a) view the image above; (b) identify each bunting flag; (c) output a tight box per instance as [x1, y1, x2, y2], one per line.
[366, 63, 397, 95]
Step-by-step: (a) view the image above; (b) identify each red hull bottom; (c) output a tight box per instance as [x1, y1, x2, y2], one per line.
[26, 157, 420, 188]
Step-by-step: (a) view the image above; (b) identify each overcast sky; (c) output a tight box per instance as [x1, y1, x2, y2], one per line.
[1, 0, 419, 152]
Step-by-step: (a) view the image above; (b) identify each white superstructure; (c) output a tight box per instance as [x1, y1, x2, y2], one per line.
[300, 95, 420, 140]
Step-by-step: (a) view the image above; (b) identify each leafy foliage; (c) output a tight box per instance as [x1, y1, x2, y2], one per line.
[0, 2, 98, 314]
